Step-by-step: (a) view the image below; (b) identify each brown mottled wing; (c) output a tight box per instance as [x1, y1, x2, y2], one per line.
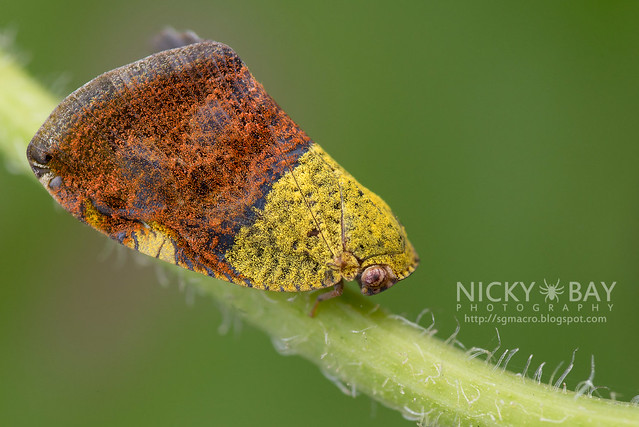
[27, 41, 313, 284]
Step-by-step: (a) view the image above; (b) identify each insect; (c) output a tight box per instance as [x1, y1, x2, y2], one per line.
[26, 30, 419, 315]
[540, 279, 564, 302]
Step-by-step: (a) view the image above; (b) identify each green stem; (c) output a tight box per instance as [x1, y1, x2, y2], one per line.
[0, 46, 58, 175]
[1, 47, 637, 426]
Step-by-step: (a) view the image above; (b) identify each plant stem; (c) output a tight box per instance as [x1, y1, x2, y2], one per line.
[1, 47, 637, 426]
[0, 46, 57, 175]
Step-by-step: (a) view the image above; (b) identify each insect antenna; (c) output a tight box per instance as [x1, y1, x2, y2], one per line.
[338, 177, 348, 254]
[357, 220, 409, 263]
[270, 129, 335, 259]
[358, 242, 407, 264]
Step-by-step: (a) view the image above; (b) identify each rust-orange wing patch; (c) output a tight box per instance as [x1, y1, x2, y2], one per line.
[27, 41, 312, 284]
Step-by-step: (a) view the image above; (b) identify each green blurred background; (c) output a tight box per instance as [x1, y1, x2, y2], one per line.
[2, 1, 639, 425]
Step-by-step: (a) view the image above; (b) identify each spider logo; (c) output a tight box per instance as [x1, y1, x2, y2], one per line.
[540, 279, 564, 302]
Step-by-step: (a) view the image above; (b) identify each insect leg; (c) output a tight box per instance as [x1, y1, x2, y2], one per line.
[153, 28, 203, 52]
[309, 280, 344, 317]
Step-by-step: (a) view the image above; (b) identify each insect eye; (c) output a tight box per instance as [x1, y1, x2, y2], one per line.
[358, 265, 398, 296]
[361, 266, 386, 287]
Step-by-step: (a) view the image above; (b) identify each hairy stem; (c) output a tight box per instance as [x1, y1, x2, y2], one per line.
[1, 47, 637, 426]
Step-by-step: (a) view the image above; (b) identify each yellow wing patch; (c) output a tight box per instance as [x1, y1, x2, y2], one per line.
[225, 144, 340, 291]
[127, 223, 176, 263]
[226, 143, 418, 291]
[82, 200, 177, 264]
